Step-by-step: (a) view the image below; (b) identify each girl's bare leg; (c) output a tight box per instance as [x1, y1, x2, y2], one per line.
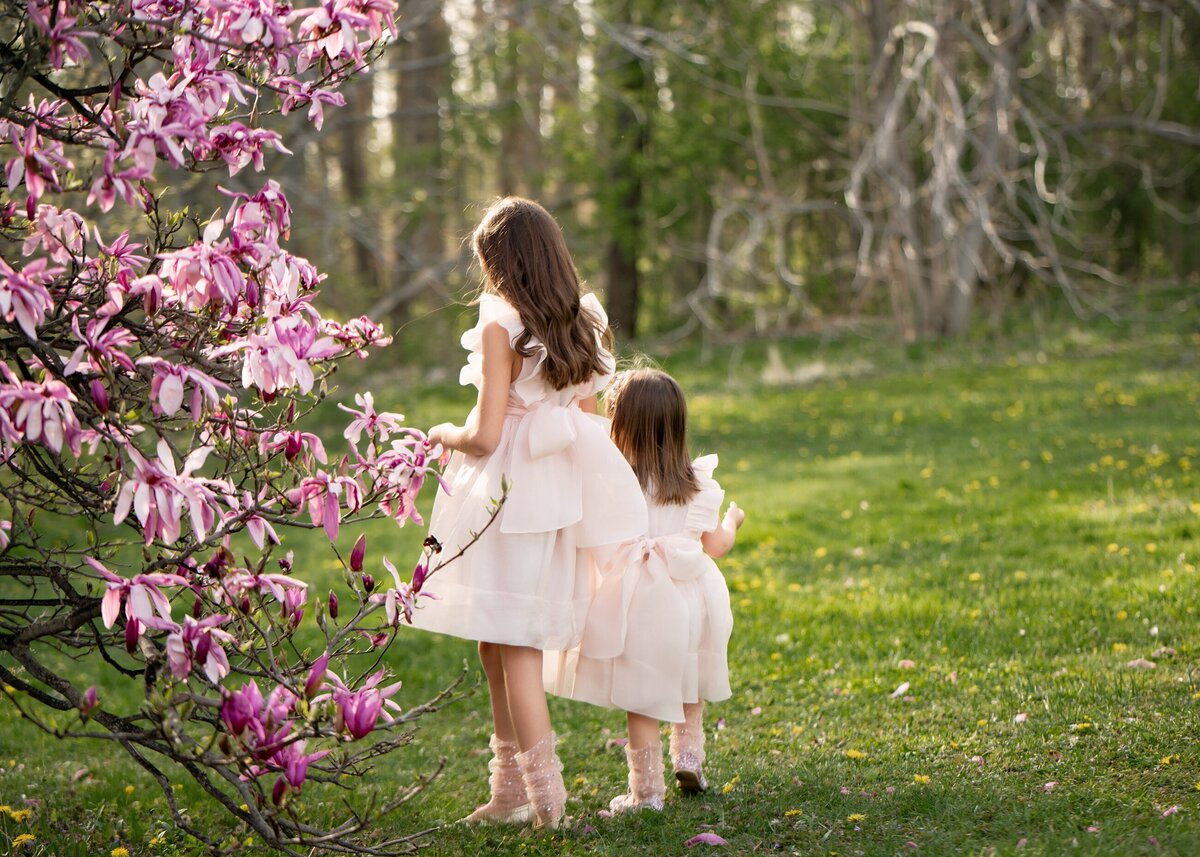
[461, 642, 532, 824]
[500, 644, 566, 829]
[479, 641, 517, 742]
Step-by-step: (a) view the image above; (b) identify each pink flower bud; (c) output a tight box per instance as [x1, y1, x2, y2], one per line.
[273, 777, 287, 806]
[89, 379, 109, 414]
[80, 686, 99, 717]
[305, 651, 330, 698]
[362, 573, 374, 593]
[125, 616, 140, 654]
[411, 563, 428, 593]
[350, 534, 366, 572]
[328, 590, 338, 619]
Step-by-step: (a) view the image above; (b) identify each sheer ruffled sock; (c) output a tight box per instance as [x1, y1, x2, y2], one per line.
[515, 731, 567, 830]
[670, 702, 708, 794]
[460, 734, 533, 825]
[607, 739, 666, 813]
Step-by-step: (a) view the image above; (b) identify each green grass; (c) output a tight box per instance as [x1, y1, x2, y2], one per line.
[2, 311, 1199, 856]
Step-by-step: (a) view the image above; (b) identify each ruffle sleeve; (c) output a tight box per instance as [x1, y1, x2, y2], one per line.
[580, 292, 616, 396]
[685, 454, 724, 535]
[458, 294, 525, 389]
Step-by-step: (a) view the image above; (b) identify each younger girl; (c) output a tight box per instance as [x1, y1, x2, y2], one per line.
[416, 198, 646, 829]
[546, 368, 744, 812]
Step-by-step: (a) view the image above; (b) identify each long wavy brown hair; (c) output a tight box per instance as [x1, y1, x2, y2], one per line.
[472, 197, 613, 390]
[605, 368, 700, 506]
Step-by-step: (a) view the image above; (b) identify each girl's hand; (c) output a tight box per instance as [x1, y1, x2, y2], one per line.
[428, 423, 455, 450]
[725, 501, 745, 529]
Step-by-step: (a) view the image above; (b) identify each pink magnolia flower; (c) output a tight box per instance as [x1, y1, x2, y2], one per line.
[87, 148, 150, 213]
[22, 204, 86, 264]
[113, 440, 224, 544]
[338, 392, 404, 445]
[0, 256, 60, 339]
[275, 739, 332, 790]
[159, 236, 246, 310]
[217, 568, 308, 609]
[25, 0, 96, 69]
[323, 667, 401, 740]
[221, 490, 280, 549]
[148, 613, 236, 682]
[367, 432, 441, 527]
[5, 122, 71, 211]
[259, 429, 328, 465]
[287, 470, 363, 541]
[86, 556, 188, 632]
[136, 356, 229, 419]
[0, 374, 82, 456]
[0, 520, 10, 551]
[370, 556, 437, 626]
[64, 316, 137, 376]
[278, 79, 345, 130]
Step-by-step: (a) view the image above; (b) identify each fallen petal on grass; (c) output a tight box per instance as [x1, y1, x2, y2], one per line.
[685, 832, 729, 847]
[1162, 805, 1180, 818]
[890, 681, 910, 698]
[1013, 712, 1028, 723]
[1042, 781, 1057, 793]
[1126, 658, 1157, 669]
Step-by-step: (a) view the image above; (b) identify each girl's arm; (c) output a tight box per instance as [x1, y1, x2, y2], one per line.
[428, 322, 516, 456]
[701, 502, 745, 558]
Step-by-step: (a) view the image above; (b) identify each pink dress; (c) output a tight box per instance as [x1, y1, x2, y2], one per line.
[544, 456, 734, 723]
[411, 292, 647, 651]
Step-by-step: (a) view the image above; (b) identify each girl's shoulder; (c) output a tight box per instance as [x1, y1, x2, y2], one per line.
[458, 294, 525, 390]
[463, 293, 525, 348]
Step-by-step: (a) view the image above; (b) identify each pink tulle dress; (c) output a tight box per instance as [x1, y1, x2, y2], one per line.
[411, 292, 648, 651]
[544, 456, 734, 723]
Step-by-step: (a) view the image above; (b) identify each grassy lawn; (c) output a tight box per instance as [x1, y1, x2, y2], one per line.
[2, 309, 1199, 856]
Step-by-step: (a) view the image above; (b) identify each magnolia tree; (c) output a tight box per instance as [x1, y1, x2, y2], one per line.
[0, 2, 488, 853]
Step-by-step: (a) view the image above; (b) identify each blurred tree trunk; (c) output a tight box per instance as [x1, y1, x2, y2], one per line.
[598, 2, 649, 338]
[338, 76, 379, 290]
[387, 3, 451, 325]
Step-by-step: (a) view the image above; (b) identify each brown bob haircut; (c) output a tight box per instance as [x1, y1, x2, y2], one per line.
[605, 368, 700, 506]
[472, 197, 613, 390]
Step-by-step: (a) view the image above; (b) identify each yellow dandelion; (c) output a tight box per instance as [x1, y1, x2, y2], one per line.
[845, 749, 867, 760]
[913, 774, 931, 784]
[13, 833, 35, 847]
[0, 805, 10, 813]
[785, 809, 803, 817]
[1116, 610, 1128, 621]
[1106, 543, 1120, 553]
[814, 546, 828, 559]
[1013, 570, 1027, 582]
[1112, 642, 1128, 653]
[847, 813, 866, 823]
[1072, 722, 1093, 732]
[1161, 755, 1177, 766]
[977, 718, 988, 727]
[721, 775, 739, 794]
[8, 809, 32, 822]
[112, 848, 131, 857]
[968, 572, 982, 583]
[124, 784, 135, 796]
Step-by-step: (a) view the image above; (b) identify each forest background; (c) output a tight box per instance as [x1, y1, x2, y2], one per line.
[236, 0, 1200, 355]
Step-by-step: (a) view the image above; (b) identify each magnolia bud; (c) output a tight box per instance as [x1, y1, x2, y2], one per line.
[90, 379, 109, 414]
[362, 573, 375, 593]
[350, 534, 366, 572]
[328, 590, 339, 619]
